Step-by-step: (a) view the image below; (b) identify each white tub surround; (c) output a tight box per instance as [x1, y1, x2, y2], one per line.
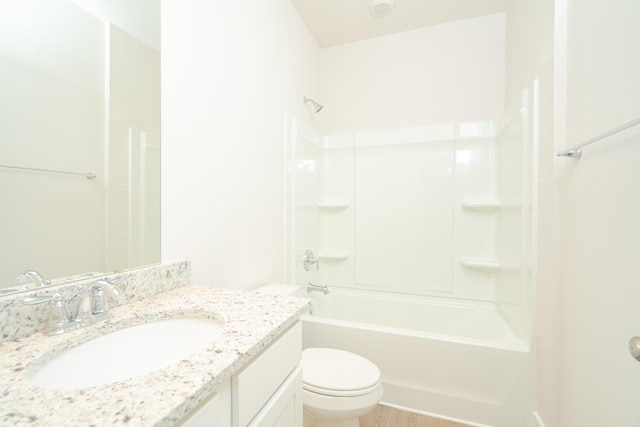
[286, 98, 536, 343]
[0, 284, 310, 426]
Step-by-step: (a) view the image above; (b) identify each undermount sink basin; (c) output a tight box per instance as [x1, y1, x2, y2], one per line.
[29, 317, 224, 390]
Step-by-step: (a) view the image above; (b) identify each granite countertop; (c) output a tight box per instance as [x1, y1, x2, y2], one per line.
[0, 285, 310, 426]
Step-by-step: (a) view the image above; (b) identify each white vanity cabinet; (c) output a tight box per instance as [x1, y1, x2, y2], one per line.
[179, 322, 303, 427]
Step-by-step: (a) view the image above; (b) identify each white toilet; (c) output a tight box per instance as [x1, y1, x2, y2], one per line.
[253, 283, 383, 426]
[301, 347, 383, 427]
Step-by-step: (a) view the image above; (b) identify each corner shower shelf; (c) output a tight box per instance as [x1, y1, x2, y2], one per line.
[317, 200, 351, 210]
[317, 250, 350, 260]
[460, 200, 501, 210]
[460, 257, 500, 272]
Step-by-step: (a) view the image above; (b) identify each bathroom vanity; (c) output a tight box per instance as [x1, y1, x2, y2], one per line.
[0, 262, 309, 426]
[179, 322, 303, 427]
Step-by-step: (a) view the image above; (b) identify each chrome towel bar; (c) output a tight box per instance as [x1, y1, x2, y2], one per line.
[0, 164, 96, 179]
[557, 116, 640, 159]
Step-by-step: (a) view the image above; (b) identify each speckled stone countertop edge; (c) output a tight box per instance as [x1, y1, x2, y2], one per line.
[0, 285, 310, 427]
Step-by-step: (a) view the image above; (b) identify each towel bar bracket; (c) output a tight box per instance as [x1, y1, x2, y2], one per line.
[557, 148, 582, 159]
[557, 116, 640, 160]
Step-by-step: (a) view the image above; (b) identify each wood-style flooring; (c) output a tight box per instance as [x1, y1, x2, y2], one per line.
[359, 404, 472, 427]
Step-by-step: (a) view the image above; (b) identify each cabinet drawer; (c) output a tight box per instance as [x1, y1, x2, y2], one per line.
[232, 322, 302, 427]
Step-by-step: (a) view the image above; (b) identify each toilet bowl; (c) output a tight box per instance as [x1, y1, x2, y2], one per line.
[301, 347, 383, 427]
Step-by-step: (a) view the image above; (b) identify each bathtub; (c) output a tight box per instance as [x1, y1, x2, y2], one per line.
[279, 285, 533, 427]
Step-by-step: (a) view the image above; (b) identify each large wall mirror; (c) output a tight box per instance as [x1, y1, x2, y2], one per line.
[0, 0, 160, 295]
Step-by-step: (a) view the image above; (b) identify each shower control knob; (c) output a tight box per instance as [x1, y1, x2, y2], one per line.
[302, 249, 319, 271]
[629, 336, 640, 362]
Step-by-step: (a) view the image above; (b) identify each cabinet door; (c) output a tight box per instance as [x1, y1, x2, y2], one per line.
[233, 322, 302, 427]
[248, 366, 303, 427]
[177, 380, 232, 427]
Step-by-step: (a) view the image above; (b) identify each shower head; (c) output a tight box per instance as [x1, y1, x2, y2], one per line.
[303, 96, 324, 113]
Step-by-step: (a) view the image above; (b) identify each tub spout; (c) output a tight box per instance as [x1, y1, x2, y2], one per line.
[306, 282, 329, 295]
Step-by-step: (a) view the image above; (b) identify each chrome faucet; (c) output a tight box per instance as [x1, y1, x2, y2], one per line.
[16, 270, 51, 288]
[306, 282, 329, 295]
[22, 279, 120, 336]
[70, 279, 120, 325]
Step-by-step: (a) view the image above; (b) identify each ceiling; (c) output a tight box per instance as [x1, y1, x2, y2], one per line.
[289, 0, 507, 48]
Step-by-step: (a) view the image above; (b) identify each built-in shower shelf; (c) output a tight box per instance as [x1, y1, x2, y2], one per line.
[460, 200, 501, 210]
[460, 257, 500, 272]
[317, 200, 351, 210]
[317, 250, 350, 260]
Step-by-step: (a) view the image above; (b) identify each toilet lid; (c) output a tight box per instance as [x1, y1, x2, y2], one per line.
[301, 348, 381, 397]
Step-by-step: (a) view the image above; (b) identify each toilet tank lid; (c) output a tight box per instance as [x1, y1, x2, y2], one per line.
[301, 348, 381, 392]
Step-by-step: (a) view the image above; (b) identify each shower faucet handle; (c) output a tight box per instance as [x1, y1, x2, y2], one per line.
[302, 249, 319, 271]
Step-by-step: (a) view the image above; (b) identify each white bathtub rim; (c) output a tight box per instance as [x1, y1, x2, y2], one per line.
[260, 283, 518, 322]
[301, 285, 529, 352]
[304, 285, 502, 312]
[301, 314, 528, 352]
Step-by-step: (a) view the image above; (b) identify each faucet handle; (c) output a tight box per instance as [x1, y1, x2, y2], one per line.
[303, 249, 319, 271]
[91, 286, 115, 314]
[91, 287, 107, 315]
[89, 279, 120, 316]
[22, 293, 71, 335]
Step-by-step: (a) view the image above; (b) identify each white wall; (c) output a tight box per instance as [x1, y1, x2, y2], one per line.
[552, 0, 640, 425]
[505, 0, 554, 102]
[517, 0, 640, 425]
[160, 7, 504, 291]
[318, 13, 506, 134]
[161, 0, 320, 288]
[69, 0, 160, 51]
[160, 1, 639, 424]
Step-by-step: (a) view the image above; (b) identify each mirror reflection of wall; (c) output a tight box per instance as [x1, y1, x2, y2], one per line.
[0, 0, 160, 292]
